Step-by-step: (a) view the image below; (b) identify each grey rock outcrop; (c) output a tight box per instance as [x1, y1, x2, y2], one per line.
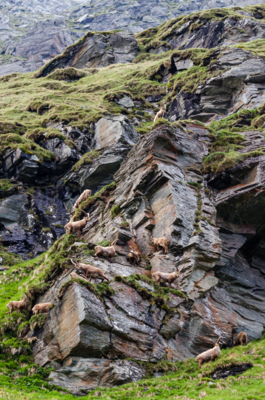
[29, 120, 265, 393]
[168, 47, 265, 123]
[36, 31, 138, 78]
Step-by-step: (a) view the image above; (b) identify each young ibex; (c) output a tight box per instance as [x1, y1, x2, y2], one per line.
[233, 332, 248, 346]
[71, 259, 110, 282]
[152, 237, 170, 254]
[32, 303, 53, 315]
[64, 210, 90, 235]
[195, 337, 221, 369]
[152, 270, 179, 288]
[7, 295, 29, 314]
[154, 104, 166, 123]
[127, 250, 141, 266]
[73, 189, 92, 210]
[94, 239, 118, 261]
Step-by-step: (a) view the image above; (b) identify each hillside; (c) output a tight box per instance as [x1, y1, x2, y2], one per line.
[0, 0, 264, 76]
[1, 3, 265, 400]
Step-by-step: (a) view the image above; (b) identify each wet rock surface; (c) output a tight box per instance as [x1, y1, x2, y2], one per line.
[211, 362, 253, 379]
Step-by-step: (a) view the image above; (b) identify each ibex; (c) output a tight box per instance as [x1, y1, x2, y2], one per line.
[94, 239, 118, 261]
[127, 250, 141, 266]
[24, 337, 38, 344]
[73, 189, 92, 210]
[64, 209, 90, 235]
[195, 337, 221, 369]
[7, 295, 29, 314]
[32, 303, 53, 315]
[233, 332, 248, 346]
[71, 259, 110, 282]
[152, 270, 179, 288]
[152, 237, 170, 253]
[154, 104, 166, 123]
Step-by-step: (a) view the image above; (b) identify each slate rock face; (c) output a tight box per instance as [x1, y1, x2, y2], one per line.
[168, 47, 265, 123]
[30, 121, 265, 393]
[0, 188, 68, 258]
[36, 31, 138, 78]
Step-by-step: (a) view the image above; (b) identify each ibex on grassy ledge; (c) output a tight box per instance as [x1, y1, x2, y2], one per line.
[154, 104, 166, 123]
[152, 270, 179, 288]
[73, 189, 92, 210]
[7, 295, 29, 314]
[32, 303, 53, 315]
[233, 332, 248, 346]
[64, 210, 90, 235]
[195, 337, 221, 369]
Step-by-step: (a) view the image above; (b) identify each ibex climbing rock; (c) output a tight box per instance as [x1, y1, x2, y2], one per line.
[94, 239, 118, 261]
[71, 259, 110, 282]
[64, 210, 90, 235]
[73, 189, 92, 210]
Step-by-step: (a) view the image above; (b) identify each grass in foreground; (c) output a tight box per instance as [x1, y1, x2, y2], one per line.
[0, 335, 265, 399]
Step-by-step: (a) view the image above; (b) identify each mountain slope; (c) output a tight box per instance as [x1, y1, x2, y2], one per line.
[0, 0, 264, 76]
[1, 3, 265, 400]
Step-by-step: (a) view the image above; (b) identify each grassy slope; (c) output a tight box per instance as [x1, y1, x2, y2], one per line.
[0, 335, 265, 399]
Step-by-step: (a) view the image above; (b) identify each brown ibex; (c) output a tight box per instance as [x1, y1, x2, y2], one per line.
[152, 270, 179, 288]
[127, 250, 141, 266]
[32, 303, 53, 315]
[152, 237, 170, 253]
[195, 337, 221, 369]
[154, 104, 166, 123]
[71, 259, 110, 282]
[94, 239, 118, 261]
[64, 209, 90, 235]
[233, 332, 248, 346]
[73, 189, 92, 210]
[7, 295, 29, 314]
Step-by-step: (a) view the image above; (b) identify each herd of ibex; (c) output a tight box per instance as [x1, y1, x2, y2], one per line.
[7, 188, 249, 370]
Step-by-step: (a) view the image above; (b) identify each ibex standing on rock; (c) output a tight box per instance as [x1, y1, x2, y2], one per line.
[7, 295, 29, 314]
[152, 237, 170, 254]
[233, 332, 248, 346]
[73, 189, 92, 210]
[64, 210, 90, 236]
[71, 259, 110, 282]
[32, 303, 53, 315]
[154, 104, 167, 123]
[127, 250, 141, 266]
[152, 269, 179, 288]
[195, 337, 221, 369]
[94, 239, 118, 262]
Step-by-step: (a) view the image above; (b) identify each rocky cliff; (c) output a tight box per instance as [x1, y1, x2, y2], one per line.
[1, 0, 264, 76]
[2, 3, 265, 397]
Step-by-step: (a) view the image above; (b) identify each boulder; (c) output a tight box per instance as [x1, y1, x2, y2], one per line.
[94, 115, 139, 149]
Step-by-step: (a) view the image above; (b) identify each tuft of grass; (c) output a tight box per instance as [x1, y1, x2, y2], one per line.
[110, 205, 120, 219]
[71, 150, 102, 172]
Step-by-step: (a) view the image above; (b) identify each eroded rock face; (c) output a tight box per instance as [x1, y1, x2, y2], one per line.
[36, 31, 138, 78]
[30, 121, 265, 394]
[0, 188, 68, 258]
[168, 48, 265, 123]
